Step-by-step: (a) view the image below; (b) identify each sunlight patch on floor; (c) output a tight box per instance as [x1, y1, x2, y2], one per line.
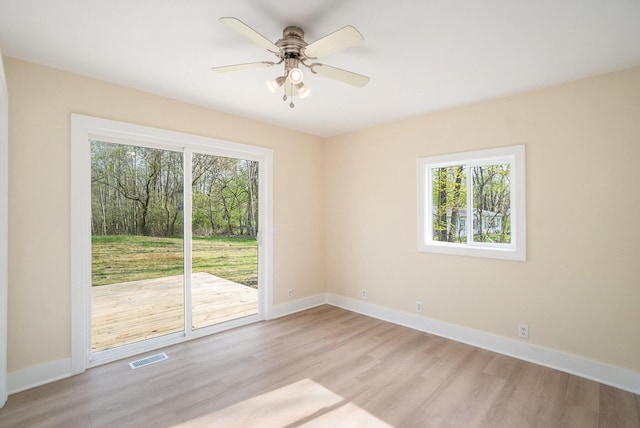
[174, 378, 392, 427]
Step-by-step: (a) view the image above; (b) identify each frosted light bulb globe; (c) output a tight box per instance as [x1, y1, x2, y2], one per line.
[288, 68, 303, 84]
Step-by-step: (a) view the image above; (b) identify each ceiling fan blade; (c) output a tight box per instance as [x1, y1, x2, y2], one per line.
[304, 25, 364, 58]
[310, 64, 370, 87]
[219, 17, 279, 53]
[212, 61, 275, 73]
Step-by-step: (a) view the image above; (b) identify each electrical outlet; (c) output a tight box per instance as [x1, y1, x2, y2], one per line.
[518, 324, 529, 339]
[416, 301, 423, 313]
[361, 289, 367, 300]
[287, 289, 293, 299]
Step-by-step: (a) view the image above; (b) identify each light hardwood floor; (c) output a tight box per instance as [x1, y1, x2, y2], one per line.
[1, 305, 639, 427]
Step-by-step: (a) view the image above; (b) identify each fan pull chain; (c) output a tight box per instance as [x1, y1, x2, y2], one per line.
[288, 81, 295, 108]
[279, 81, 296, 108]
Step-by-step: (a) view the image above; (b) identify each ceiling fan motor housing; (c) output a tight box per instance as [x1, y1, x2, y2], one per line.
[277, 26, 308, 61]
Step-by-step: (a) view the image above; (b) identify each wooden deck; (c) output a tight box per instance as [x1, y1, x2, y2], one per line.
[91, 272, 258, 351]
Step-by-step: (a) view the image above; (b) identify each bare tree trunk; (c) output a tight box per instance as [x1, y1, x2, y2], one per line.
[436, 168, 448, 241]
[448, 166, 464, 242]
[99, 186, 107, 235]
[220, 188, 234, 234]
[246, 161, 258, 237]
[474, 167, 485, 240]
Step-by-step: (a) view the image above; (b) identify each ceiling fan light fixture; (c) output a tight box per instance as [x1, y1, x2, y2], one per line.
[288, 68, 304, 84]
[267, 76, 286, 93]
[296, 83, 311, 99]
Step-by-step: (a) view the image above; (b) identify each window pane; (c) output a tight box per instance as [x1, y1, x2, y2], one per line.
[191, 154, 259, 329]
[91, 141, 184, 352]
[431, 165, 466, 243]
[472, 164, 511, 243]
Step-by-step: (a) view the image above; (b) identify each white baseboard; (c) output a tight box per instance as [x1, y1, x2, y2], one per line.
[8, 358, 72, 394]
[7, 294, 639, 396]
[326, 294, 640, 395]
[270, 294, 328, 319]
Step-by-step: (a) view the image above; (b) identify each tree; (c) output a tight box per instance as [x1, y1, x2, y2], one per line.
[245, 160, 258, 237]
[447, 166, 465, 243]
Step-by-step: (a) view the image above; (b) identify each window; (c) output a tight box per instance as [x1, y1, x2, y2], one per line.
[417, 145, 525, 261]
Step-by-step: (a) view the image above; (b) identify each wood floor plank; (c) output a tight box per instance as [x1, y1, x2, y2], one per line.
[598, 384, 640, 428]
[1, 305, 639, 428]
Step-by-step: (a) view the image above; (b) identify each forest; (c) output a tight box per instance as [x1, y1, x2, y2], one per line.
[90, 141, 258, 238]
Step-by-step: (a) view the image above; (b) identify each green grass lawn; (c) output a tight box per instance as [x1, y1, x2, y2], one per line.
[92, 235, 258, 287]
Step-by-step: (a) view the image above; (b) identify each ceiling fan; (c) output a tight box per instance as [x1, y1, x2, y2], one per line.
[212, 17, 369, 108]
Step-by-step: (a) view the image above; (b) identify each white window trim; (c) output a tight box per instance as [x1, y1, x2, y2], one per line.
[417, 144, 526, 261]
[70, 114, 273, 373]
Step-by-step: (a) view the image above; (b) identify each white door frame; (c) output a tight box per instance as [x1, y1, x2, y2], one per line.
[0, 46, 9, 407]
[70, 114, 273, 373]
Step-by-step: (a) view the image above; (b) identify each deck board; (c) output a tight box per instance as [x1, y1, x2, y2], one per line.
[91, 272, 257, 351]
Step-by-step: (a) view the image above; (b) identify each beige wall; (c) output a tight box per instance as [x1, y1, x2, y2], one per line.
[5, 56, 640, 377]
[325, 67, 640, 372]
[5, 58, 325, 372]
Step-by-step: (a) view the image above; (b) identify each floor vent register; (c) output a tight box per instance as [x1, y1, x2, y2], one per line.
[128, 352, 169, 369]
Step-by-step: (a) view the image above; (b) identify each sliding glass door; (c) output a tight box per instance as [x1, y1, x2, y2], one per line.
[72, 114, 272, 372]
[89, 142, 259, 354]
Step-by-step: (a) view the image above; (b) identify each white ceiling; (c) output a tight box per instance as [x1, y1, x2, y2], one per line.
[1, 0, 639, 137]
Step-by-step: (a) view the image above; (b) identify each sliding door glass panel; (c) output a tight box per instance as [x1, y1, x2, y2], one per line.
[91, 141, 184, 352]
[191, 154, 258, 329]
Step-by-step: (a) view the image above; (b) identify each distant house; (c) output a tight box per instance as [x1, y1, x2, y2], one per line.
[434, 207, 506, 238]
